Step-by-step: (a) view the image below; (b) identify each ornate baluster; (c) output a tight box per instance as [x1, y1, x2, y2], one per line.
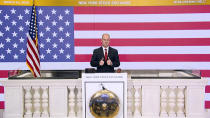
[139, 86, 142, 116]
[160, 86, 168, 117]
[41, 86, 49, 117]
[177, 86, 185, 117]
[133, 86, 141, 117]
[33, 86, 41, 117]
[68, 86, 76, 118]
[131, 86, 135, 117]
[77, 87, 82, 118]
[168, 86, 176, 117]
[127, 86, 132, 117]
[24, 86, 32, 118]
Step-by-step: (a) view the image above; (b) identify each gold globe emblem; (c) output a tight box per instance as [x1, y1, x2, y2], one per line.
[89, 87, 120, 118]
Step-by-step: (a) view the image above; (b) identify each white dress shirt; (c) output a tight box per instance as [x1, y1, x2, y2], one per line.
[102, 46, 109, 56]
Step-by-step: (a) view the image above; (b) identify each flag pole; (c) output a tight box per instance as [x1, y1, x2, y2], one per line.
[33, 0, 35, 6]
[33, 0, 38, 46]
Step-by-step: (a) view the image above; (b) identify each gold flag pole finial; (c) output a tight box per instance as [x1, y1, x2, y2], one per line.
[33, 0, 35, 6]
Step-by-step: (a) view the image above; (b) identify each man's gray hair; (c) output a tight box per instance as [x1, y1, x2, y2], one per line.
[102, 33, 110, 39]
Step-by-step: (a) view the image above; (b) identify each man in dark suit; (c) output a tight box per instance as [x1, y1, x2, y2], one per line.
[90, 33, 120, 72]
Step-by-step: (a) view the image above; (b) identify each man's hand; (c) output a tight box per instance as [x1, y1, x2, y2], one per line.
[99, 58, 104, 66]
[107, 57, 112, 66]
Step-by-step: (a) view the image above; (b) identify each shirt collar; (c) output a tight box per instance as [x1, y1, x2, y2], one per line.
[102, 46, 109, 51]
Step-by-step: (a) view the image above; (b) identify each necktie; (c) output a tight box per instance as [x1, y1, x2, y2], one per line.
[105, 49, 108, 61]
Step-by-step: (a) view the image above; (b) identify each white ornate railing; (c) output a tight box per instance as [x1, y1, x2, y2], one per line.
[1, 74, 208, 118]
[129, 79, 207, 118]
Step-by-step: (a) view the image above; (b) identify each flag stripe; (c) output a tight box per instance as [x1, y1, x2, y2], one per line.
[74, 13, 210, 23]
[27, 34, 40, 60]
[26, 59, 35, 74]
[0, 71, 9, 78]
[75, 22, 210, 30]
[206, 93, 210, 101]
[75, 54, 210, 62]
[75, 38, 210, 46]
[75, 46, 210, 54]
[26, 37, 40, 70]
[74, 6, 210, 14]
[27, 47, 40, 68]
[0, 101, 4, 109]
[27, 42, 40, 68]
[26, 52, 40, 73]
[206, 85, 210, 93]
[207, 78, 210, 85]
[0, 86, 4, 94]
[26, 36, 41, 77]
[205, 101, 210, 109]
[0, 94, 4, 101]
[26, 57, 40, 77]
[74, 30, 210, 38]
[201, 70, 210, 77]
[2, 62, 210, 70]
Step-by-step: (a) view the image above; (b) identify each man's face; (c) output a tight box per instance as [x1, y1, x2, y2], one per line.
[101, 34, 110, 48]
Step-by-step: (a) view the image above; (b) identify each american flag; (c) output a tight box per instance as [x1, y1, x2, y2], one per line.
[26, 4, 40, 77]
[0, 6, 74, 64]
[1, 5, 210, 108]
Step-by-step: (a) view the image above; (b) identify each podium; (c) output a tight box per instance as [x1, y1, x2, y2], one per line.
[82, 73, 127, 118]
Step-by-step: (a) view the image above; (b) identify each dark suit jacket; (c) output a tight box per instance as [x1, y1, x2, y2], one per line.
[90, 47, 120, 73]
